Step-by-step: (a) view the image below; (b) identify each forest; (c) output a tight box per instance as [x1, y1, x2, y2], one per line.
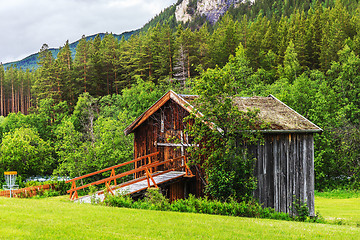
[0, 0, 359, 191]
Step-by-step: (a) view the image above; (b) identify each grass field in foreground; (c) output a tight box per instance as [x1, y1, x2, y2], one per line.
[315, 196, 360, 226]
[0, 196, 359, 240]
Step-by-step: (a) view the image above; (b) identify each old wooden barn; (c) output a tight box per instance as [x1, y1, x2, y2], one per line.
[124, 90, 322, 215]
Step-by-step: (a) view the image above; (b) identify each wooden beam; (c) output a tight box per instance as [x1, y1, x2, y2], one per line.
[155, 142, 196, 147]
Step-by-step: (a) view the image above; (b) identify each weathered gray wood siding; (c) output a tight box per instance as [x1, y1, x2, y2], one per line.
[252, 133, 315, 216]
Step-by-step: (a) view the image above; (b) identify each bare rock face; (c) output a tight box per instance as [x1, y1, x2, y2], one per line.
[175, 0, 192, 23]
[175, 0, 248, 24]
[197, 0, 241, 24]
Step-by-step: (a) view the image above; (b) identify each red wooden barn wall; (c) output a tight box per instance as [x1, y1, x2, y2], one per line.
[133, 99, 203, 198]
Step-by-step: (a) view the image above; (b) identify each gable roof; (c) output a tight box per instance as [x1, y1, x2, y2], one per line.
[124, 90, 198, 136]
[124, 90, 322, 135]
[233, 95, 322, 132]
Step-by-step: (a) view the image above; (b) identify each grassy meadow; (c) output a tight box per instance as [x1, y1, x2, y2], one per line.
[315, 190, 360, 227]
[0, 195, 359, 239]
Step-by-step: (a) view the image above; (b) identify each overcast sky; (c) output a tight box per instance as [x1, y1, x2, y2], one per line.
[0, 0, 177, 64]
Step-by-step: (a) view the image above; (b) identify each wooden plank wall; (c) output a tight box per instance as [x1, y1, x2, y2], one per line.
[133, 99, 189, 174]
[167, 181, 185, 202]
[253, 133, 315, 216]
[133, 99, 205, 198]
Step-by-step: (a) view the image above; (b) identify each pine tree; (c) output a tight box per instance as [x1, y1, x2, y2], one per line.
[173, 25, 195, 86]
[74, 36, 90, 94]
[89, 35, 105, 96]
[0, 64, 4, 115]
[33, 44, 56, 103]
[210, 13, 240, 68]
[305, 3, 323, 69]
[195, 22, 211, 70]
[6, 66, 17, 113]
[238, 15, 249, 50]
[101, 34, 119, 94]
[55, 40, 73, 103]
[320, 2, 355, 71]
[276, 15, 290, 66]
[124, 34, 147, 82]
[23, 69, 33, 114]
[156, 23, 175, 81]
[288, 10, 307, 69]
[279, 40, 301, 83]
[246, 14, 271, 70]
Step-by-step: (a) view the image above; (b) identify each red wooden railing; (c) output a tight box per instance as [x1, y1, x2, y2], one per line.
[98, 155, 194, 196]
[66, 153, 193, 201]
[0, 184, 55, 198]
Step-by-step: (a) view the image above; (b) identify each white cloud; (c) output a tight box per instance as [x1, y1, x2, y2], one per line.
[0, 0, 177, 63]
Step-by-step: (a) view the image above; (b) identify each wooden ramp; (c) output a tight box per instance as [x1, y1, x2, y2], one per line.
[74, 171, 186, 203]
[66, 152, 193, 203]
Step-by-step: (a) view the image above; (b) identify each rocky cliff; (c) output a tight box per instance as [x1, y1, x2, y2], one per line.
[175, 0, 249, 24]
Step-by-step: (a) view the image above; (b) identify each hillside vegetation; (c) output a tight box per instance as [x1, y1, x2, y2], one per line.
[0, 0, 359, 191]
[2, 31, 137, 71]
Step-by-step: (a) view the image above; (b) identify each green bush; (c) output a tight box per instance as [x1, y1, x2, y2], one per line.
[144, 188, 170, 210]
[53, 181, 71, 195]
[291, 199, 309, 222]
[104, 189, 299, 222]
[33, 189, 60, 198]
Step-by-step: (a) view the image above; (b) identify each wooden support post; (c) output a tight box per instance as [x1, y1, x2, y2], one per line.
[180, 131, 184, 156]
[146, 168, 158, 188]
[148, 157, 152, 173]
[105, 182, 115, 196]
[71, 190, 78, 201]
[69, 181, 78, 200]
[146, 168, 151, 188]
[108, 169, 116, 186]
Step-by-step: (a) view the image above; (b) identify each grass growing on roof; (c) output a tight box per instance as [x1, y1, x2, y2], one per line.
[0, 196, 359, 239]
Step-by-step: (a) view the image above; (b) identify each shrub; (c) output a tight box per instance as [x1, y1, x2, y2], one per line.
[104, 189, 309, 222]
[144, 188, 170, 211]
[104, 193, 134, 208]
[291, 199, 309, 222]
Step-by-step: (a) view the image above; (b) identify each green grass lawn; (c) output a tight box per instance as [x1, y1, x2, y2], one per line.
[315, 196, 360, 226]
[0, 196, 359, 239]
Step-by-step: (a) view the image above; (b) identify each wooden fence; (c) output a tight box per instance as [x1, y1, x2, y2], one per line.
[0, 184, 55, 198]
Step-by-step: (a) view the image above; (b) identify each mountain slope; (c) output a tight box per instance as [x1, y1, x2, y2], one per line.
[3, 30, 138, 71]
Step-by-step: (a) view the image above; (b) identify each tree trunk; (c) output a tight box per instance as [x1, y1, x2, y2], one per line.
[187, 48, 191, 79]
[84, 55, 87, 93]
[21, 81, 24, 113]
[0, 75, 3, 116]
[168, 35, 173, 79]
[11, 80, 14, 113]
